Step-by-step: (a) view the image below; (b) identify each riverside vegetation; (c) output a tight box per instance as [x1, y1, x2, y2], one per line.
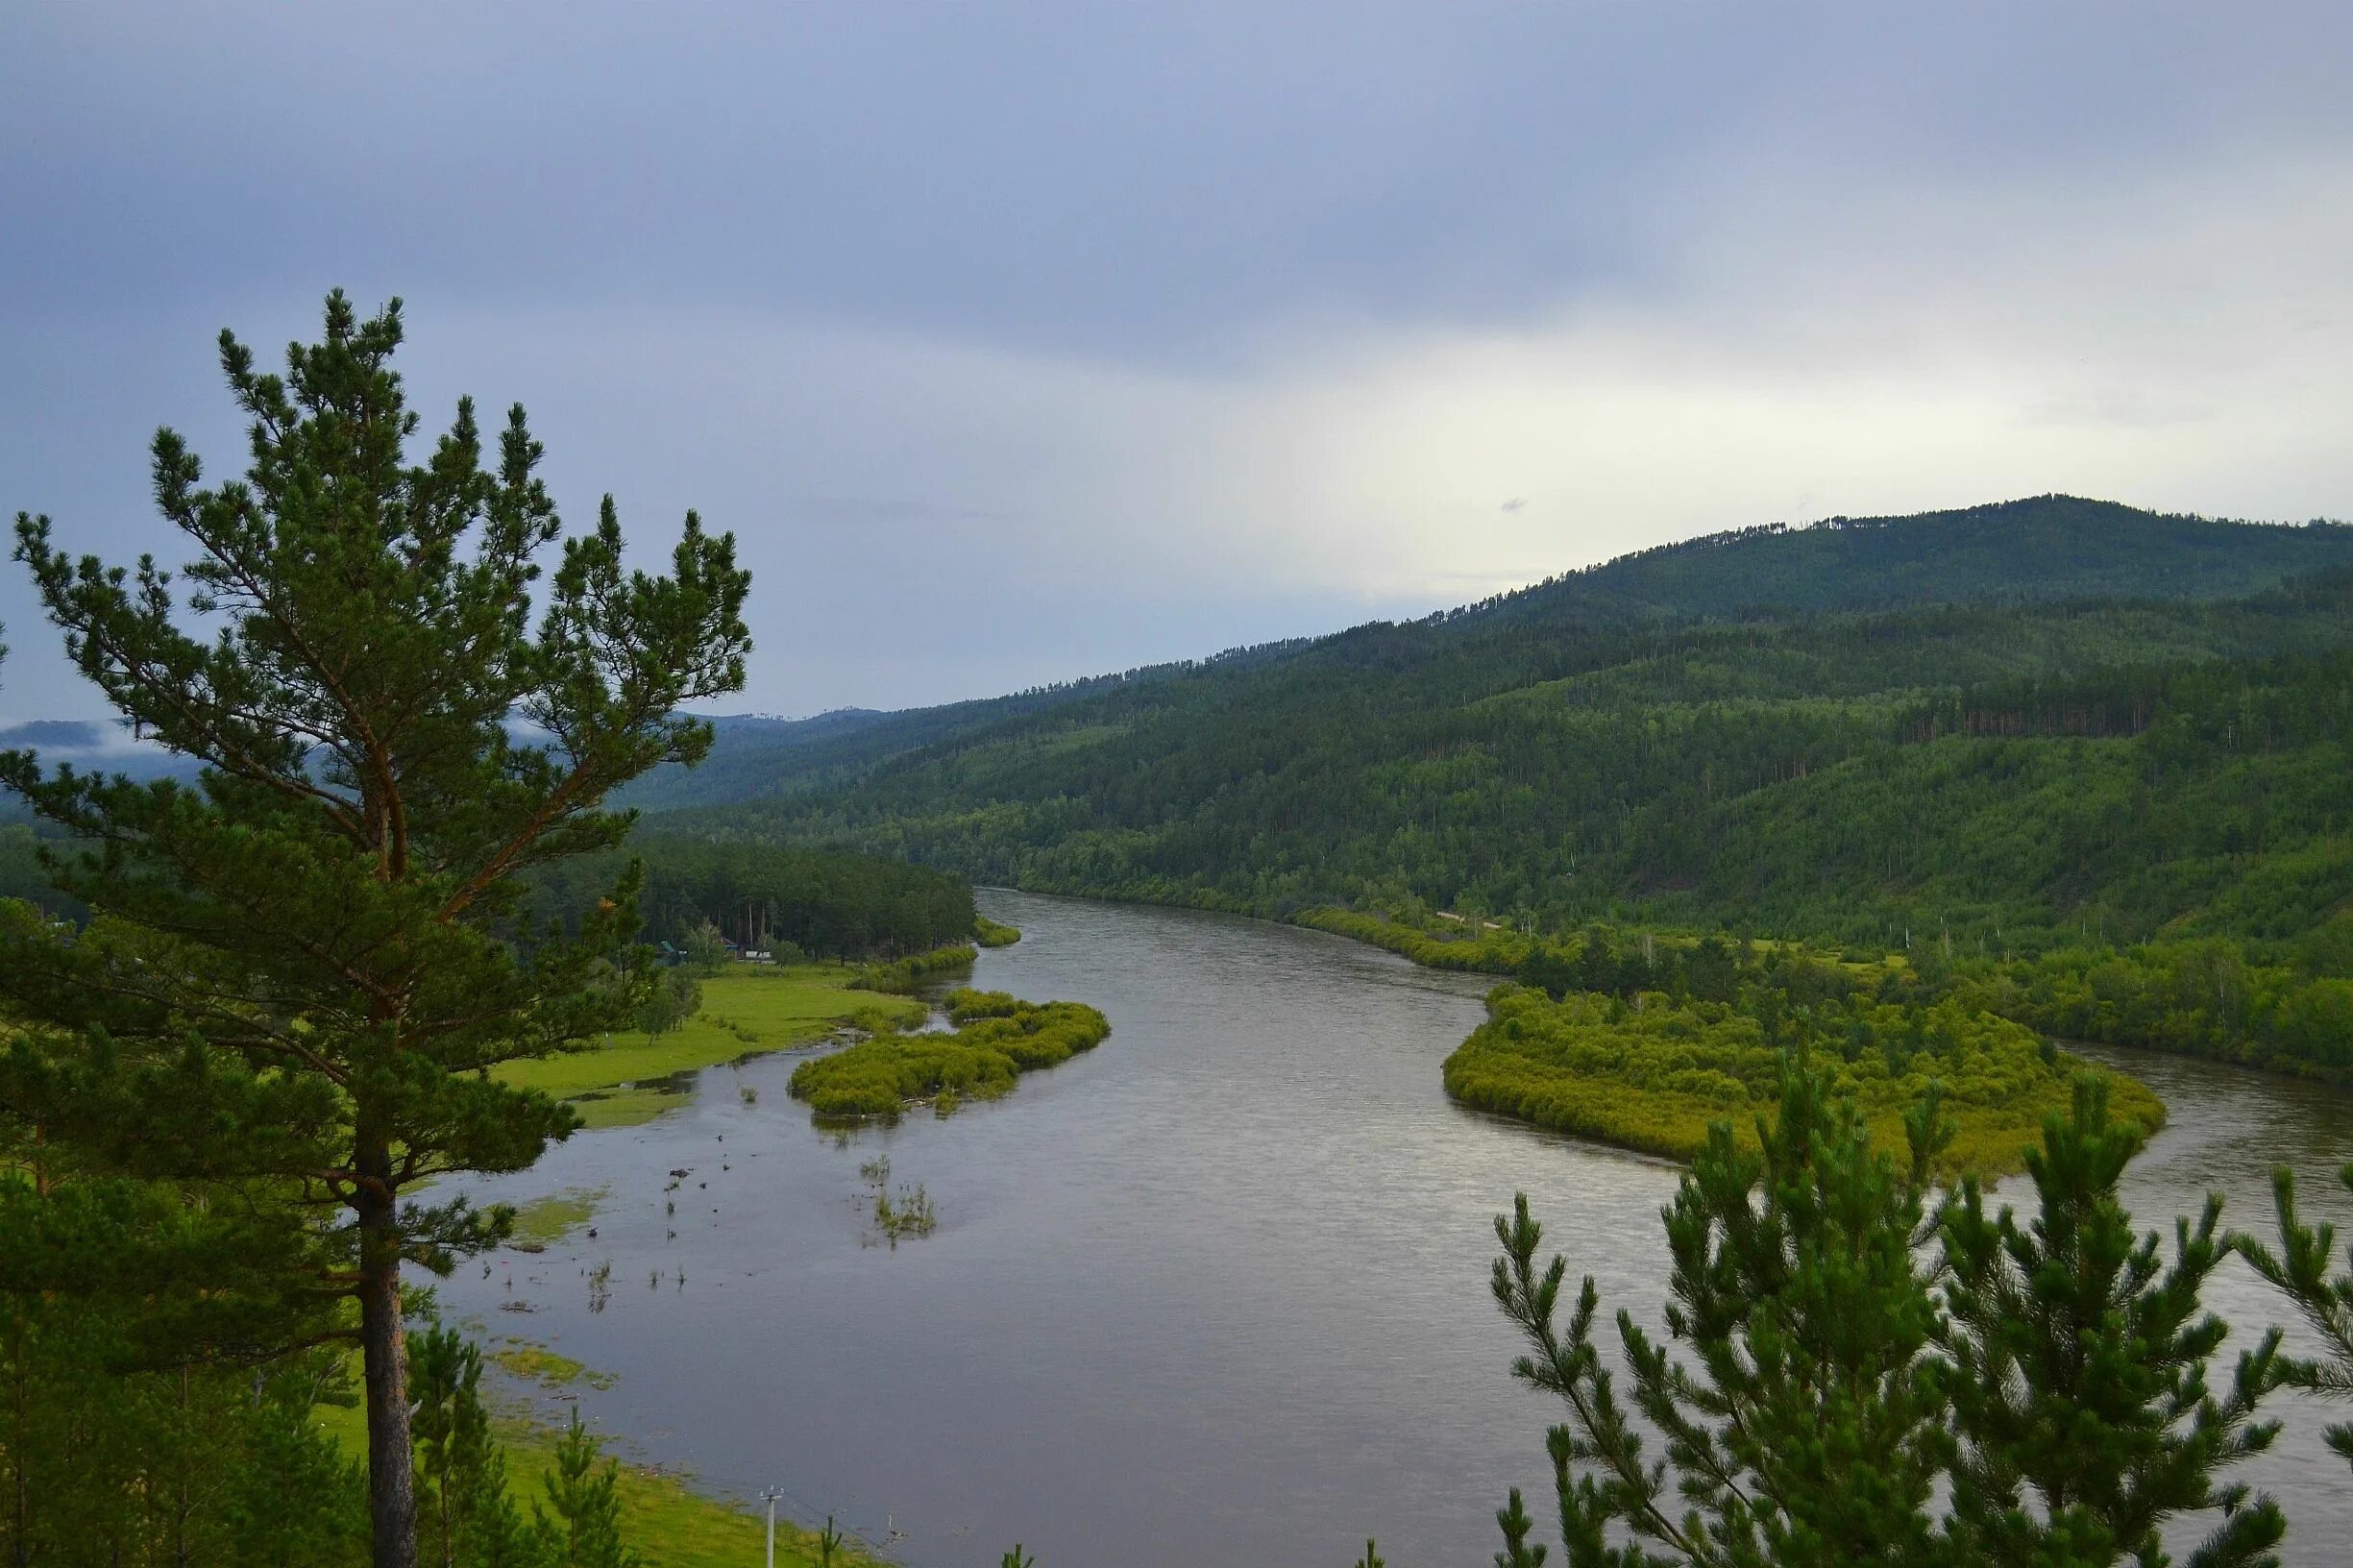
[789, 989, 1113, 1117]
[1302, 909, 2163, 1173]
[1445, 984, 2156, 1177]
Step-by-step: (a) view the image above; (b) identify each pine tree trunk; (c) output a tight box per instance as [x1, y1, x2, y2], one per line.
[358, 1183, 419, 1568]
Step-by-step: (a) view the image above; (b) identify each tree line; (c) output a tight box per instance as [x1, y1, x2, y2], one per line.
[529, 833, 978, 961]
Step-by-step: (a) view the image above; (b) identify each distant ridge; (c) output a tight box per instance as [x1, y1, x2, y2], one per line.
[1430, 496, 2353, 632]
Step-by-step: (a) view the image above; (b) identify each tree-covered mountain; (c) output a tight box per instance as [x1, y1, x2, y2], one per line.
[650, 497, 2353, 970]
[1442, 494, 2353, 628]
[638, 496, 2353, 815]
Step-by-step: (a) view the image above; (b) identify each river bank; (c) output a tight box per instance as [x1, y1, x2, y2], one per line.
[312, 1337, 882, 1568]
[421, 891, 2353, 1566]
[357, 964, 936, 1560]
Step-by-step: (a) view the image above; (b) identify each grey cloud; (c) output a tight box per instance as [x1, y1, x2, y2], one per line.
[6, 4, 2345, 358]
[1, 2, 2347, 721]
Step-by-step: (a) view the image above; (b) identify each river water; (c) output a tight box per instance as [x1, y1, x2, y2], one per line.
[439, 891, 2353, 1566]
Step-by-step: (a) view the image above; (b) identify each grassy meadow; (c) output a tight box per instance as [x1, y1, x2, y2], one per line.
[497, 966, 930, 1128]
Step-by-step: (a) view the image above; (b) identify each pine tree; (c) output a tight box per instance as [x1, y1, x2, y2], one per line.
[409, 1326, 547, 1568]
[1493, 1488, 1546, 1568]
[1489, 1062, 1956, 1568]
[540, 1411, 633, 1568]
[1487, 1064, 2294, 1568]
[1940, 1075, 2286, 1566]
[0, 291, 749, 1568]
[2241, 1162, 2353, 1471]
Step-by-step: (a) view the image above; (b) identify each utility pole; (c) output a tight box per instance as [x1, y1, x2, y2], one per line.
[760, 1486, 784, 1568]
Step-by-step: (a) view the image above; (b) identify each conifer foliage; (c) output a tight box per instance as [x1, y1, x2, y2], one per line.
[2243, 1162, 2353, 1474]
[1941, 1077, 2285, 1564]
[0, 293, 749, 1568]
[1490, 1064, 2287, 1567]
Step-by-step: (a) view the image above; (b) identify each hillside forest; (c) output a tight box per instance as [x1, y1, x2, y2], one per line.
[640, 499, 2353, 1085]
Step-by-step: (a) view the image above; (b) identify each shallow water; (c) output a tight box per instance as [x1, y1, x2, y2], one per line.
[441, 891, 2353, 1565]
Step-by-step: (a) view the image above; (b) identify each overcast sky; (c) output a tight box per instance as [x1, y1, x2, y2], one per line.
[3, 3, 2347, 723]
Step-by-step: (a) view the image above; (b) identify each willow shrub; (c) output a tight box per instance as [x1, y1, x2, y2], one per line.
[789, 989, 1111, 1117]
[846, 942, 979, 994]
[1443, 984, 2163, 1178]
[1294, 907, 1532, 973]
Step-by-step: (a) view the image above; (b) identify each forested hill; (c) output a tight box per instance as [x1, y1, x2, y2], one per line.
[648, 497, 2353, 959]
[624, 635, 1314, 809]
[1439, 495, 2353, 629]
[633, 497, 2353, 814]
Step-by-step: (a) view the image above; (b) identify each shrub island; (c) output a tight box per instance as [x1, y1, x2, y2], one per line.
[846, 941, 981, 994]
[788, 988, 1112, 1117]
[1443, 983, 2163, 1179]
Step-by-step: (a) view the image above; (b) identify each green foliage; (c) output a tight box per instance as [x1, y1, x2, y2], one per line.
[1493, 1066, 1955, 1567]
[1958, 940, 2353, 1083]
[0, 292, 749, 1565]
[2242, 1163, 2353, 1472]
[678, 919, 732, 974]
[787, 990, 1110, 1117]
[1488, 1063, 2285, 1568]
[0, 1264, 369, 1566]
[1493, 1490, 1546, 1568]
[1941, 1077, 2286, 1564]
[412, 1325, 553, 1568]
[864, 1156, 938, 1245]
[529, 834, 977, 961]
[845, 941, 979, 993]
[539, 1411, 636, 1568]
[973, 915, 1022, 947]
[634, 968, 704, 1039]
[0, 821, 80, 920]
[1000, 1545, 1036, 1568]
[663, 563, 2353, 967]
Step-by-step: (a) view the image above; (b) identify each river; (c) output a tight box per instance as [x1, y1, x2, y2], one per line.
[438, 891, 2353, 1566]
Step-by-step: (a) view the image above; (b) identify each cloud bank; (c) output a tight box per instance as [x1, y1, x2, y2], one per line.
[2, 2, 2346, 717]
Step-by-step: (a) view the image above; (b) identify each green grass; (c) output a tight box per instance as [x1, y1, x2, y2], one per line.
[973, 915, 1022, 947]
[496, 968, 929, 1128]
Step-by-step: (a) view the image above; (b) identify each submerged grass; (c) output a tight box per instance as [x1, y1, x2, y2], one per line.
[789, 989, 1111, 1117]
[496, 968, 929, 1128]
[487, 1344, 619, 1390]
[1443, 984, 2164, 1178]
[505, 1186, 606, 1249]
